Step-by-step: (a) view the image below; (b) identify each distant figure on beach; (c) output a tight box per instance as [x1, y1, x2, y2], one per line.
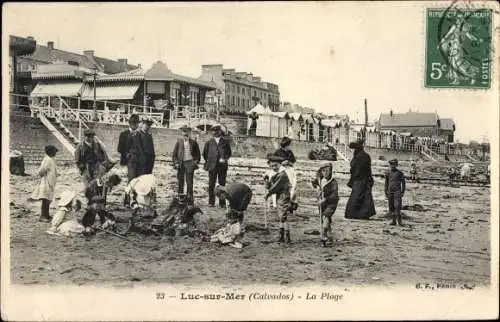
[385, 159, 406, 226]
[31, 145, 58, 222]
[345, 140, 376, 220]
[248, 112, 258, 136]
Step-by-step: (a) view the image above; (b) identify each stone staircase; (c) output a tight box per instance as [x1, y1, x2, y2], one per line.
[38, 112, 77, 156]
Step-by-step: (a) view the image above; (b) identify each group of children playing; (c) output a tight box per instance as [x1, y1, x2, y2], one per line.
[31, 136, 409, 245]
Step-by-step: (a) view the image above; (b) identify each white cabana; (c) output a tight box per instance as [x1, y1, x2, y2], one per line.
[246, 103, 276, 137]
[288, 112, 304, 140]
[272, 111, 290, 138]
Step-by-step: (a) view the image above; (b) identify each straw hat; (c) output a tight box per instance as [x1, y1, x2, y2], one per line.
[134, 174, 156, 196]
[58, 190, 76, 207]
[319, 161, 332, 171]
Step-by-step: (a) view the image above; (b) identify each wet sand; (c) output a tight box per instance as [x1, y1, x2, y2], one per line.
[8, 158, 490, 287]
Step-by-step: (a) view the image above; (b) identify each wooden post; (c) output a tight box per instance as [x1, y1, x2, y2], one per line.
[78, 97, 81, 141]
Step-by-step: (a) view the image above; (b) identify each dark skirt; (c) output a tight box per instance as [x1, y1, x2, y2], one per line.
[345, 179, 376, 219]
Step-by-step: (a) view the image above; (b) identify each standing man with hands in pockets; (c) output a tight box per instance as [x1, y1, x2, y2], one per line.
[203, 124, 232, 208]
[172, 125, 201, 205]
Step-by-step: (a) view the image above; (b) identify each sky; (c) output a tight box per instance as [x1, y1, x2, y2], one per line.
[4, 2, 498, 143]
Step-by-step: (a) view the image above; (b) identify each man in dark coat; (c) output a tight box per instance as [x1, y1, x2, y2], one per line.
[203, 124, 232, 207]
[117, 114, 139, 181]
[172, 126, 201, 204]
[139, 118, 156, 175]
[345, 140, 376, 219]
[75, 129, 108, 187]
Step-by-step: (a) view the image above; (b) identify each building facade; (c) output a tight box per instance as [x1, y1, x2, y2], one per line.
[198, 64, 280, 114]
[377, 111, 455, 140]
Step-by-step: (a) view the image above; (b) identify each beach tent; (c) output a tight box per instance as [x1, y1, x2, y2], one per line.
[246, 103, 275, 137]
[272, 111, 290, 138]
[289, 113, 304, 140]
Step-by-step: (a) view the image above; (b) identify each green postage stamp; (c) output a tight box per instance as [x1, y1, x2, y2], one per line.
[425, 6, 493, 89]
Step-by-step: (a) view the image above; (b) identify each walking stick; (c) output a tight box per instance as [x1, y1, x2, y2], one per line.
[264, 193, 269, 229]
[318, 188, 325, 247]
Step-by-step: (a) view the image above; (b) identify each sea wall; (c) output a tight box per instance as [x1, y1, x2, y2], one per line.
[62, 121, 325, 160]
[9, 113, 74, 165]
[11, 114, 454, 166]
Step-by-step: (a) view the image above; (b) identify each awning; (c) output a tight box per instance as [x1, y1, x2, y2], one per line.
[30, 82, 83, 97]
[81, 83, 140, 101]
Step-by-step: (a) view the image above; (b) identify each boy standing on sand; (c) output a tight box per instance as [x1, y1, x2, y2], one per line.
[385, 159, 406, 226]
[312, 162, 339, 247]
[264, 155, 292, 244]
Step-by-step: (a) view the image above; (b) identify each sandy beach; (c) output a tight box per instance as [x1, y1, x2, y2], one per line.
[8, 158, 490, 287]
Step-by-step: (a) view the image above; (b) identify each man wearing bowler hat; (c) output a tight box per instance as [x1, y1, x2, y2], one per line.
[75, 129, 111, 187]
[203, 124, 232, 207]
[117, 114, 139, 181]
[172, 125, 201, 204]
[138, 118, 156, 175]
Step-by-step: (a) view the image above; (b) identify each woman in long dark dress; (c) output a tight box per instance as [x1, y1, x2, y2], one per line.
[345, 141, 376, 219]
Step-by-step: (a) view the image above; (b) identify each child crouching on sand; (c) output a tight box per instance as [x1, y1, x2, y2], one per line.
[46, 190, 84, 236]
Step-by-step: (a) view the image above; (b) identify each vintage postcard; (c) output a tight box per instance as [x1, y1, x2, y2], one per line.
[2, 1, 499, 320]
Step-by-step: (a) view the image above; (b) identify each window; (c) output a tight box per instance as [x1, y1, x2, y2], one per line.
[237, 97, 240, 107]
[226, 95, 230, 105]
[232, 96, 235, 105]
[232, 84, 236, 92]
[242, 88, 245, 96]
[242, 99, 245, 107]
[237, 86, 240, 94]
[254, 90, 257, 97]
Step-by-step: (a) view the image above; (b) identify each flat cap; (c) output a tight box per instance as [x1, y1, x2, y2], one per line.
[348, 140, 363, 149]
[84, 129, 95, 137]
[267, 154, 285, 163]
[179, 125, 192, 132]
[129, 114, 139, 123]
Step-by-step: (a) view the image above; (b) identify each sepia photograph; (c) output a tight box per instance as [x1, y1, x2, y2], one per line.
[2, 1, 499, 320]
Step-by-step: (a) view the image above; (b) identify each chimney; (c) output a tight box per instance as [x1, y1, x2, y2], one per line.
[27, 36, 34, 40]
[118, 58, 128, 66]
[138, 63, 142, 68]
[47, 41, 54, 49]
[390, 110, 393, 117]
[83, 50, 95, 58]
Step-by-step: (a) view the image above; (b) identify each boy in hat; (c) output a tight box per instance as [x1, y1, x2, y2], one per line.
[84, 172, 122, 205]
[203, 124, 232, 207]
[172, 125, 201, 204]
[384, 159, 406, 226]
[75, 129, 108, 187]
[139, 118, 156, 174]
[264, 154, 293, 243]
[274, 136, 298, 211]
[31, 144, 58, 222]
[312, 162, 339, 246]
